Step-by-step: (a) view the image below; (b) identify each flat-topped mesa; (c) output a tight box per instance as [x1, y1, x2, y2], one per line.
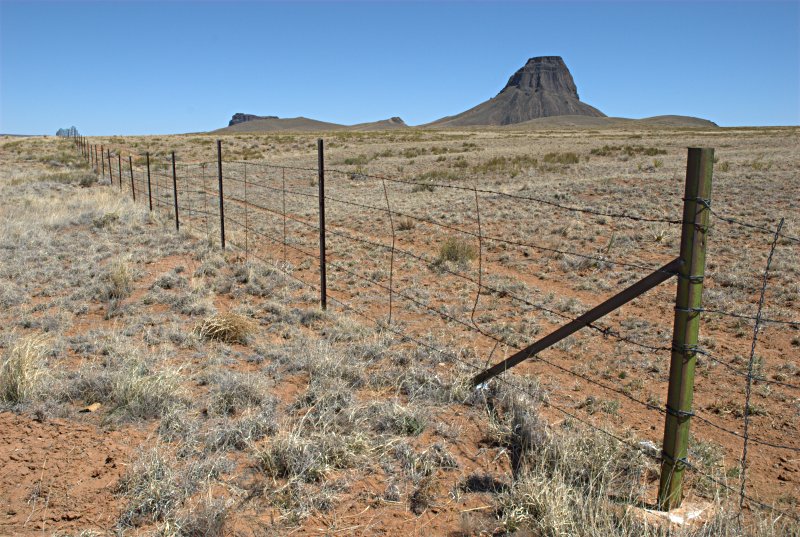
[229, 113, 278, 126]
[502, 56, 579, 98]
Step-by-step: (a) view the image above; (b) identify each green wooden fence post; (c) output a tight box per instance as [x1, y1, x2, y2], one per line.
[658, 147, 714, 510]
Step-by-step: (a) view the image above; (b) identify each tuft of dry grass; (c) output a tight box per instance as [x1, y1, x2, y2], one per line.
[0, 335, 48, 404]
[195, 312, 255, 344]
[100, 259, 133, 301]
[437, 237, 477, 265]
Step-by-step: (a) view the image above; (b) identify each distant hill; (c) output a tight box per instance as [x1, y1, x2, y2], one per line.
[349, 117, 408, 131]
[215, 114, 408, 134]
[426, 56, 605, 128]
[215, 116, 347, 133]
[504, 114, 718, 130]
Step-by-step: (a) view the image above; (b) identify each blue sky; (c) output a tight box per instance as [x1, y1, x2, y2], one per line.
[1, 1, 798, 135]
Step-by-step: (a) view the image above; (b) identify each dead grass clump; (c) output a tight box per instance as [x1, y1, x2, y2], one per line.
[170, 497, 228, 537]
[118, 448, 228, 529]
[367, 401, 428, 436]
[98, 259, 133, 301]
[205, 404, 278, 451]
[40, 170, 98, 187]
[110, 363, 187, 421]
[437, 237, 477, 265]
[397, 216, 415, 231]
[473, 155, 538, 177]
[590, 145, 667, 157]
[394, 442, 458, 515]
[264, 479, 340, 525]
[117, 448, 183, 527]
[0, 335, 48, 404]
[543, 151, 580, 165]
[256, 431, 368, 483]
[196, 312, 255, 344]
[208, 371, 269, 415]
[491, 397, 651, 535]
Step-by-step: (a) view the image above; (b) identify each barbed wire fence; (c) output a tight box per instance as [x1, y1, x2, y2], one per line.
[71, 133, 799, 523]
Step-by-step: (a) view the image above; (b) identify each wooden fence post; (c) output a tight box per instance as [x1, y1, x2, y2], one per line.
[658, 147, 714, 510]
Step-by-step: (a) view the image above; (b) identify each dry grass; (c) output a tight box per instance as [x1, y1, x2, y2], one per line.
[0, 334, 48, 404]
[195, 312, 255, 343]
[1, 132, 798, 535]
[437, 237, 477, 265]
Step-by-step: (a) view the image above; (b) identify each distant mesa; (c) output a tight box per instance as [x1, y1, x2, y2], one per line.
[217, 114, 408, 133]
[215, 56, 716, 132]
[427, 56, 605, 127]
[229, 113, 278, 126]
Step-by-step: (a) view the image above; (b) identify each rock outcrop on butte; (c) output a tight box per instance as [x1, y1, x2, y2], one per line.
[217, 114, 408, 133]
[228, 113, 279, 126]
[428, 56, 605, 127]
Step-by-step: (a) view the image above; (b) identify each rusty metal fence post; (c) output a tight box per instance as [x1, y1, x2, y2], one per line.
[317, 138, 327, 310]
[107, 150, 113, 185]
[657, 147, 714, 511]
[217, 140, 226, 249]
[129, 156, 136, 202]
[146, 152, 153, 211]
[172, 151, 180, 231]
[117, 154, 122, 191]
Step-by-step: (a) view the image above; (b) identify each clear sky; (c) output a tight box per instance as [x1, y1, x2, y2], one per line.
[1, 1, 798, 135]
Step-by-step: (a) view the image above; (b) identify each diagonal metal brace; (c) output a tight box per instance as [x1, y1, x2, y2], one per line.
[471, 257, 683, 386]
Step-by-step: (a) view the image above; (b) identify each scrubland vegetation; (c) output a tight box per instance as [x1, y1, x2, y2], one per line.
[0, 127, 798, 536]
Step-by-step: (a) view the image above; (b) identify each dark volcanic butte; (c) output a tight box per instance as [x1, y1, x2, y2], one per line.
[428, 56, 605, 127]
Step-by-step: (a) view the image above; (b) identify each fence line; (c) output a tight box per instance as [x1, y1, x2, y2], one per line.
[71, 134, 798, 522]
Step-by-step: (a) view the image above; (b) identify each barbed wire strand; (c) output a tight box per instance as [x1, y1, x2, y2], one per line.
[244, 161, 249, 261]
[740, 218, 785, 521]
[380, 177, 396, 325]
[696, 307, 799, 328]
[696, 348, 800, 391]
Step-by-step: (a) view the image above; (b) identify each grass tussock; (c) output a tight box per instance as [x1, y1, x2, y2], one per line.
[99, 259, 133, 301]
[437, 237, 477, 265]
[196, 312, 255, 344]
[0, 335, 48, 404]
[117, 447, 225, 529]
[473, 155, 539, 177]
[256, 431, 369, 483]
[39, 170, 98, 187]
[590, 144, 667, 157]
[110, 362, 187, 421]
[543, 151, 580, 165]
